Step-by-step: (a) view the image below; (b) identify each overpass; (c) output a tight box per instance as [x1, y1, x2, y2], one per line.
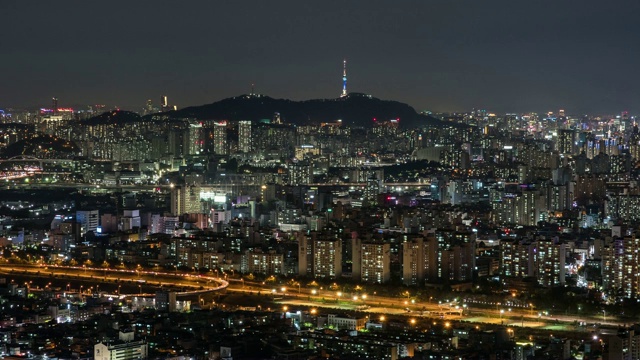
[0, 264, 229, 298]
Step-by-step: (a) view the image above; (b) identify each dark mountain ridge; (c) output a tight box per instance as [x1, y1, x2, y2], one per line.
[150, 93, 454, 128]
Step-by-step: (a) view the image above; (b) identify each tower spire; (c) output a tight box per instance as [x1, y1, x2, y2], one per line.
[341, 59, 347, 97]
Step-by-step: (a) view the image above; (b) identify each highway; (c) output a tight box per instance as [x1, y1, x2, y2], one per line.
[0, 264, 228, 297]
[0, 264, 623, 332]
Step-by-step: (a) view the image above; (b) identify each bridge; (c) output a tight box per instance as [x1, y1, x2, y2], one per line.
[0, 156, 75, 181]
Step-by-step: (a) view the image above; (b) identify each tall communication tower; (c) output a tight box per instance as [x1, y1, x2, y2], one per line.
[341, 59, 347, 97]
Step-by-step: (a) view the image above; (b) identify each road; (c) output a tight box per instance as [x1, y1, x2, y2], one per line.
[0, 264, 624, 331]
[0, 264, 228, 297]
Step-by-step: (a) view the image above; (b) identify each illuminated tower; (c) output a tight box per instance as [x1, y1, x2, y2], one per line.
[52, 97, 58, 115]
[341, 59, 347, 97]
[161, 95, 168, 112]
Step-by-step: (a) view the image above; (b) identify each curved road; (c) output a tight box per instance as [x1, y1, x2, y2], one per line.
[0, 264, 624, 332]
[0, 264, 228, 297]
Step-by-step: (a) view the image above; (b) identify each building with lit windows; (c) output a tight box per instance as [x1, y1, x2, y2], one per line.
[76, 209, 99, 235]
[363, 173, 381, 207]
[297, 233, 342, 279]
[402, 236, 425, 286]
[535, 239, 566, 287]
[424, 231, 475, 283]
[188, 121, 204, 155]
[170, 185, 201, 216]
[242, 249, 284, 275]
[352, 239, 390, 284]
[238, 120, 252, 153]
[94, 331, 148, 360]
[499, 239, 535, 278]
[213, 121, 228, 155]
[602, 234, 640, 298]
[325, 314, 367, 331]
[557, 129, 575, 155]
[288, 160, 312, 186]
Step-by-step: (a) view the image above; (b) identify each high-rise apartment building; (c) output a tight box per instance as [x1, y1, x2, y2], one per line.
[603, 234, 640, 298]
[500, 239, 535, 278]
[288, 160, 312, 186]
[213, 121, 228, 155]
[557, 129, 575, 155]
[402, 236, 425, 286]
[188, 122, 204, 155]
[243, 249, 284, 275]
[238, 120, 252, 153]
[171, 185, 201, 216]
[351, 238, 390, 283]
[297, 233, 342, 279]
[424, 231, 475, 283]
[363, 173, 380, 207]
[535, 239, 566, 287]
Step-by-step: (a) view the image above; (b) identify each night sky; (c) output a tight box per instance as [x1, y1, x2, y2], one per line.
[2, 1, 639, 114]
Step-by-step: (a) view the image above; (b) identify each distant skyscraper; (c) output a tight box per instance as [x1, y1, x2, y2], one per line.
[52, 97, 58, 115]
[558, 129, 575, 155]
[161, 95, 168, 112]
[238, 120, 252, 153]
[188, 122, 204, 155]
[341, 59, 347, 97]
[272, 112, 282, 124]
[145, 99, 153, 114]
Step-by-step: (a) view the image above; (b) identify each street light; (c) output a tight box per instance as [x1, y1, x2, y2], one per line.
[500, 309, 505, 320]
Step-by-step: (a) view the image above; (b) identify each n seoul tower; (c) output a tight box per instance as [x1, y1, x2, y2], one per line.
[341, 59, 347, 97]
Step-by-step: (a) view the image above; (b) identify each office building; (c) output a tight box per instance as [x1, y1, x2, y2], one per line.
[94, 331, 148, 360]
[76, 210, 99, 235]
[155, 291, 177, 312]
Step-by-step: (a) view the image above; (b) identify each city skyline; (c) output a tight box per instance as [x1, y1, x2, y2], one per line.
[2, 1, 640, 114]
[3, 2, 640, 359]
